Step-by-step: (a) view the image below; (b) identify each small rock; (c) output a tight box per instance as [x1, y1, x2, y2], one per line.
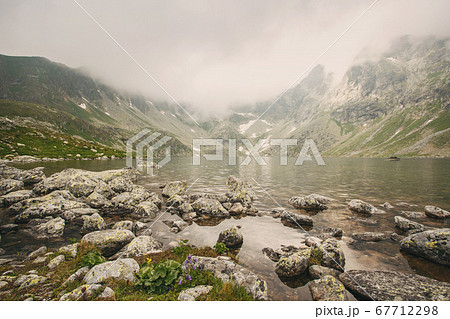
[63, 266, 89, 286]
[275, 249, 311, 277]
[178, 285, 212, 301]
[81, 229, 135, 257]
[229, 202, 245, 215]
[162, 181, 187, 197]
[400, 211, 427, 219]
[381, 202, 394, 209]
[394, 216, 424, 232]
[110, 235, 163, 259]
[59, 284, 102, 301]
[98, 287, 115, 300]
[217, 226, 243, 247]
[83, 258, 139, 284]
[112, 220, 134, 232]
[308, 265, 340, 279]
[352, 232, 391, 242]
[280, 211, 313, 227]
[163, 220, 188, 233]
[348, 199, 377, 215]
[81, 213, 107, 232]
[27, 246, 47, 260]
[48, 255, 65, 269]
[58, 243, 79, 259]
[14, 274, 47, 289]
[424, 206, 450, 219]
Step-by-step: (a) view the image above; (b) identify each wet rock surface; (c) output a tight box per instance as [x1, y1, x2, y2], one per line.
[400, 228, 450, 265]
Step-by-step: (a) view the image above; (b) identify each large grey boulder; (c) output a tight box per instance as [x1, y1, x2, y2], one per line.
[314, 238, 345, 271]
[162, 180, 187, 197]
[190, 256, 267, 300]
[134, 200, 159, 218]
[62, 208, 99, 224]
[226, 175, 255, 205]
[178, 285, 213, 301]
[83, 258, 139, 284]
[27, 217, 65, 239]
[339, 270, 450, 301]
[0, 178, 24, 196]
[81, 229, 135, 257]
[191, 198, 230, 217]
[425, 206, 450, 219]
[0, 189, 34, 207]
[111, 186, 159, 212]
[14, 274, 47, 290]
[0, 165, 45, 185]
[81, 213, 107, 232]
[275, 249, 311, 277]
[309, 275, 348, 301]
[400, 229, 450, 265]
[217, 226, 243, 247]
[110, 235, 162, 259]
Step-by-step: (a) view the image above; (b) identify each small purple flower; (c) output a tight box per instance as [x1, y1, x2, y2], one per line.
[188, 254, 191, 260]
[194, 258, 198, 263]
[187, 275, 192, 281]
[178, 279, 183, 285]
[185, 264, 189, 269]
[193, 266, 197, 270]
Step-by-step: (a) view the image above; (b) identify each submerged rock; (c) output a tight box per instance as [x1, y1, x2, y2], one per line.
[217, 226, 243, 248]
[280, 211, 314, 227]
[190, 256, 268, 300]
[309, 275, 348, 301]
[400, 211, 427, 219]
[163, 220, 189, 233]
[308, 265, 340, 279]
[83, 258, 139, 284]
[162, 180, 187, 197]
[339, 270, 450, 301]
[275, 249, 311, 277]
[424, 206, 450, 219]
[81, 229, 135, 257]
[351, 232, 391, 242]
[400, 228, 450, 265]
[394, 216, 425, 232]
[348, 199, 377, 215]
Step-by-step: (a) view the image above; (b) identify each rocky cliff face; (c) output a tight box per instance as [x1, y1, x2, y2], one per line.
[215, 36, 450, 157]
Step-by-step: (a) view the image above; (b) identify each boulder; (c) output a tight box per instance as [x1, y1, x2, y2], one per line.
[192, 198, 230, 217]
[348, 199, 377, 215]
[0, 223, 18, 234]
[162, 180, 187, 197]
[394, 216, 425, 232]
[314, 238, 345, 271]
[425, 206, 450, 219]
[0, 178, 24, 196]
[108, 177, 133, 193]
[111, 186, 158, 212]
[229, 202, 245, 215]
[226, 175, 255, 205]
[85, 192, 111, 208]
[59, 284, 102, 301]
[400, 229, 450, 265]
[166, 194, 185, 207]
[48, 255, 65, 269]
[98, 287, 115, 300]
[163, 220, 189, 233]
[81, 229, 135, 257]
[178, 285, 213, 301]
[275, 249, 311, 277]
[14, 274, 47, 290]
[134, 200, 160, 218]
[309, 275, 348, 301]
[110, 235, 162, 259]
[288, 194, 330, 210]
[62, 208, 99, 224]
[217, 226, 243, 247]
[81, 213, 107, 232]
[400, 211, 427, 219]
[62, 266, 89, 286]
[28, 217, 65, 239]
[1, 189, 34, 207]
[0, 165, 45, 185]
[27, 246, 47, 260]
[112, 220, 134, 232]
[339, 270, 450, 301]
[58, 243, 79, 258]
[83, 258, 139, 284]
[190, 256, 267, 300]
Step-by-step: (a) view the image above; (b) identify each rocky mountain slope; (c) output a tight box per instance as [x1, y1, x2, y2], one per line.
[215, 36, 450, 157]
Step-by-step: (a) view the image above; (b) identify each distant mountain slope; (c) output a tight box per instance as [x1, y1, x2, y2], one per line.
[0, 54, 201, 158]
[218, 36, 450, 157]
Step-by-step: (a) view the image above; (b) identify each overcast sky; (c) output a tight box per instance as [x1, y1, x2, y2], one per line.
[1, 0, 449, 116]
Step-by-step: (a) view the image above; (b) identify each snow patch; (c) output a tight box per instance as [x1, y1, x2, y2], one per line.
[78, 103, 87, 110]
[239, 120, 257, 134]
[190, 129, 196, 133]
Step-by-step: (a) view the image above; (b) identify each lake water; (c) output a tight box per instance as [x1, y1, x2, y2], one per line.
[2, 157, 449, 300]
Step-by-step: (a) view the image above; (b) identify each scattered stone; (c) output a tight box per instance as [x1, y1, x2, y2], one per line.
[63, 266, 89, 286]
[58, 243, 79, 259]
[81, 229, 135, 257]
[135, 200, 160, 218]
[217, 226, 243, 247]
[59, 284, 102, 301]
[27, 246, 47, 260]
[85, 192, 111, 208]
[226, 175, 255, 205]
[381, 202, 394, 209]
[309, 275, 348, 301]
[424, 206, 450, 219]
[178, 285, 213, 301]
[48, 255, 65, 269]
[394, 216, 425, 232]
[81, 213, 107, 232]
[83, 258, 139, 284]
[162, 181, 187, 197]
[110, 235, 163, 259]
[28, 217, 65, 239]
[190, 256, 267, 300]
[400, 229, 450, 265]
[280, 211, 313, 227]
[339, 270, 450, 301]
[275, 249, 311, 277]
[229, 202, 245, 215]
[315, 238, 345, 271]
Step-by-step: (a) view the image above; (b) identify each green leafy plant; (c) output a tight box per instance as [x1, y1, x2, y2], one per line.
[69, 238, 78, 244]
[172, 239, 189, 258]
[213, 242, 229, 255]
[136, 260, 181, 294]
[80, 250, 106, 268]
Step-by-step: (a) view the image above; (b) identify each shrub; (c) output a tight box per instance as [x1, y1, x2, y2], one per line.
[213, 242, 229, 255]
[136, 259, 181, 294]
[80, 250, 106, 268]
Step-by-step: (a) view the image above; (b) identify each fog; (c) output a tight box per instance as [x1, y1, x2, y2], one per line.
[1, 0, 449, 116]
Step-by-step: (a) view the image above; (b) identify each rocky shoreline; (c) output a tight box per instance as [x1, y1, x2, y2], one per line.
[0, 164, 449, 301]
